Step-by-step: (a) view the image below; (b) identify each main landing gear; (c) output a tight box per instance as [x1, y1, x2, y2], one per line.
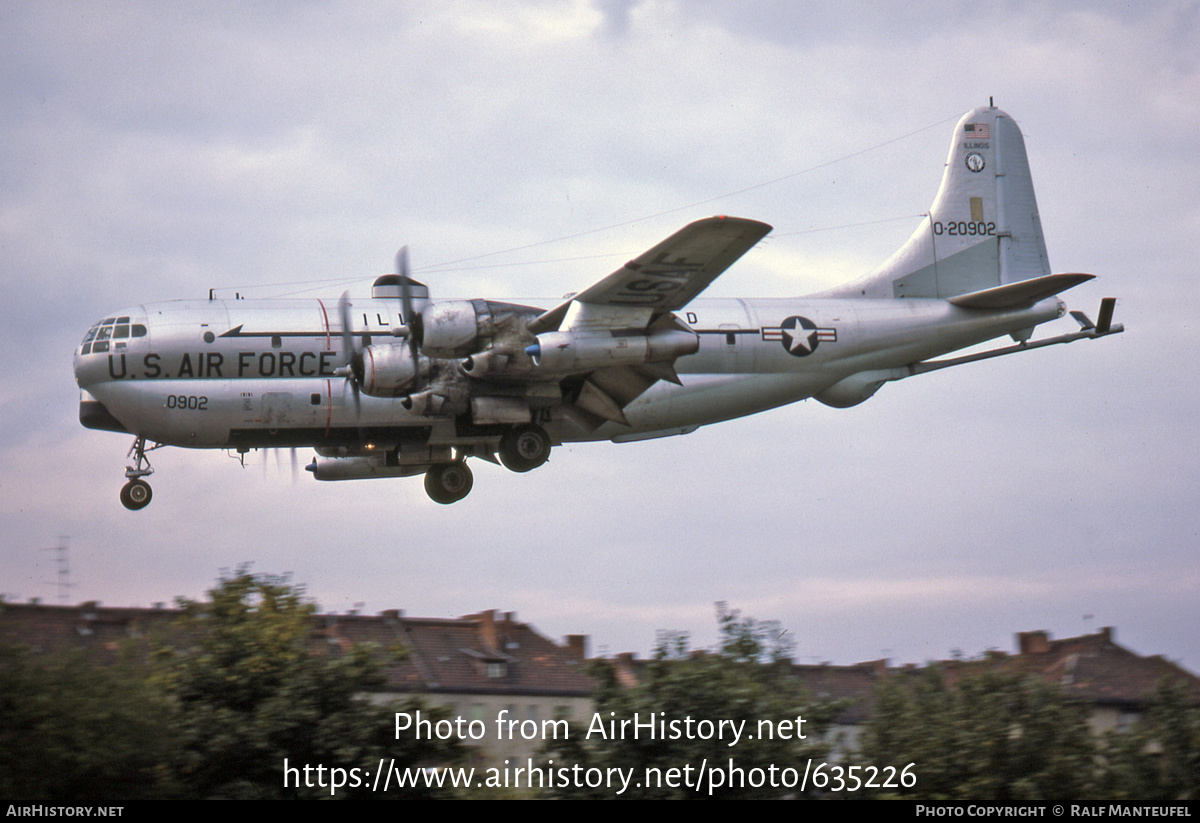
[120, 436, 159, 511]
[497, 423, 552, 473]
[424, 461, 473, 505]
[421, 423, 552, 504]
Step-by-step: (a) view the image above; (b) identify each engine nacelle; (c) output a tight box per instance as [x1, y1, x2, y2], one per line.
[525, 329, 698, 373]
[357, 342, 418, 397]
[420, 300, 485, 358]
[460, 345, 513, 376]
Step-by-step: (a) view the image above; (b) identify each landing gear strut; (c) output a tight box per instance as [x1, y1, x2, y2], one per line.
[424, 461, 473, 504]
[120, 436, 158, 511]
[498, 423, 551, 473]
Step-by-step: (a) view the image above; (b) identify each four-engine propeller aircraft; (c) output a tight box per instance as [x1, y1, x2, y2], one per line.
[75, 105, 1122, 509]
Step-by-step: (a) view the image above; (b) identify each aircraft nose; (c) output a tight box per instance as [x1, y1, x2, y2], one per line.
[74, 312, 147, 387]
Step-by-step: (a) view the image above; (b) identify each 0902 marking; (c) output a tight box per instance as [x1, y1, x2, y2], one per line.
[165, 394, 208, 410]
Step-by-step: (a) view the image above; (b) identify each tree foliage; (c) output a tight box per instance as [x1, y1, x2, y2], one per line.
[1, 571, 461, 800]
[860, 665, 1097, 800]
[543, 604, 841, 799]
[161, 570, 460, 798]
[0, 645, 177, 800]
[1097, 677, 1200, 801]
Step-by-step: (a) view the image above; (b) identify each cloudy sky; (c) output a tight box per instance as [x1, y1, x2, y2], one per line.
[3, 2, 1197, 671]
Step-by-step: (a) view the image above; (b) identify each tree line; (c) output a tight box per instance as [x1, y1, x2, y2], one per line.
[2, 586, 1196, 800]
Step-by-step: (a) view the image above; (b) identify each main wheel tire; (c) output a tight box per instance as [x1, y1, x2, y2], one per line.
[424, 462, 473, 504]
[498, 424, 551, 473]
[120, 479, 153, 511]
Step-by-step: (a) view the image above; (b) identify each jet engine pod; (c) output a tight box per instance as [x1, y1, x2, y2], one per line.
[525, 329, 698, 372]
[357, 342, 419, 397]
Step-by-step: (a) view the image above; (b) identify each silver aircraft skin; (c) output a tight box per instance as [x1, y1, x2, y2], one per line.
[74, 105, 1122, 509]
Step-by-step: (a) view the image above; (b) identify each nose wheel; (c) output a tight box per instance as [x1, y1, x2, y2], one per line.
[120, 436, 159, 511]
[120, 479, 153, 510]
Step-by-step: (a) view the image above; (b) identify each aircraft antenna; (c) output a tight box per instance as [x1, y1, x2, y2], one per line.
[40, 536, 74, 604]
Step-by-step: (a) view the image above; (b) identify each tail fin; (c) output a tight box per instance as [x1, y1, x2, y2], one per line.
[827, 105, 1052, 300]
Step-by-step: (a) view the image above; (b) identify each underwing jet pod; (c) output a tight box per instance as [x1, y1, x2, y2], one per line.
[74, 105, 1122, 508]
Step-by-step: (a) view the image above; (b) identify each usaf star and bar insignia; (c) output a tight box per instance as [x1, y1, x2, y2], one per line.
[761, 316, 837, 357]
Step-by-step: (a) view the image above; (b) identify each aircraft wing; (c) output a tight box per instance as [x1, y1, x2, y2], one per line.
[527, 216, 772, 334]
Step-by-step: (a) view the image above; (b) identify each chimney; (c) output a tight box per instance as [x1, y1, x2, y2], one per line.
[1099, 626, 1113, 643]
[613, 652, 640, 687]
[1018, 631, 1051, 655]
[564, 634, 588, 662]
[478, 609, 498, 651]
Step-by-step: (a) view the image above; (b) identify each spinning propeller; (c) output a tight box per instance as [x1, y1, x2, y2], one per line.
[394, 246, 423, 392]
[335, 290, 363, 418]
[334, 247, 425, 429]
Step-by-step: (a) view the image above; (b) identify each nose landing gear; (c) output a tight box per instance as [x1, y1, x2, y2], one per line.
[120, 436, 159, 511]
[120, 478, 152, 510]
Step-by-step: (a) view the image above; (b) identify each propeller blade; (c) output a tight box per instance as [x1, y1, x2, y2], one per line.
[396, 246, 422, 391]
[338, 290, 356, 365]
[396, 246, 412, 324]
[337, 290, 362, 421]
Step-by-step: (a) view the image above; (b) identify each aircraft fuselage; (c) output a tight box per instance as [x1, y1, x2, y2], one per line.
[75, 105, 1122, 508]
[75, 293, 1063, 450]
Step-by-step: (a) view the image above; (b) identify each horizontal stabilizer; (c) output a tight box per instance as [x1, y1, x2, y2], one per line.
[947, 273, 1094, 309]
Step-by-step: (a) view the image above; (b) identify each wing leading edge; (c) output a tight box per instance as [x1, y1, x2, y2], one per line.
[524, 216, 771, 431]
[527, 216, 772, 334]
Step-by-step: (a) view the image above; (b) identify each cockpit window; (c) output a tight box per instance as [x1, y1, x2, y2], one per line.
[81, 317, 145, 355]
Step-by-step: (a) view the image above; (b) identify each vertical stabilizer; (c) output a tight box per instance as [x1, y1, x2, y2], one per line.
[822, 105, 1052, 300]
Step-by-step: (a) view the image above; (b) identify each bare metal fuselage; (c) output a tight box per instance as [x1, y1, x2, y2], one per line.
[75, 293, 1063, 451]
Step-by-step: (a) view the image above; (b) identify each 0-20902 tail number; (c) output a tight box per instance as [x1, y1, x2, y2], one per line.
[933, 221, 995, 236]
